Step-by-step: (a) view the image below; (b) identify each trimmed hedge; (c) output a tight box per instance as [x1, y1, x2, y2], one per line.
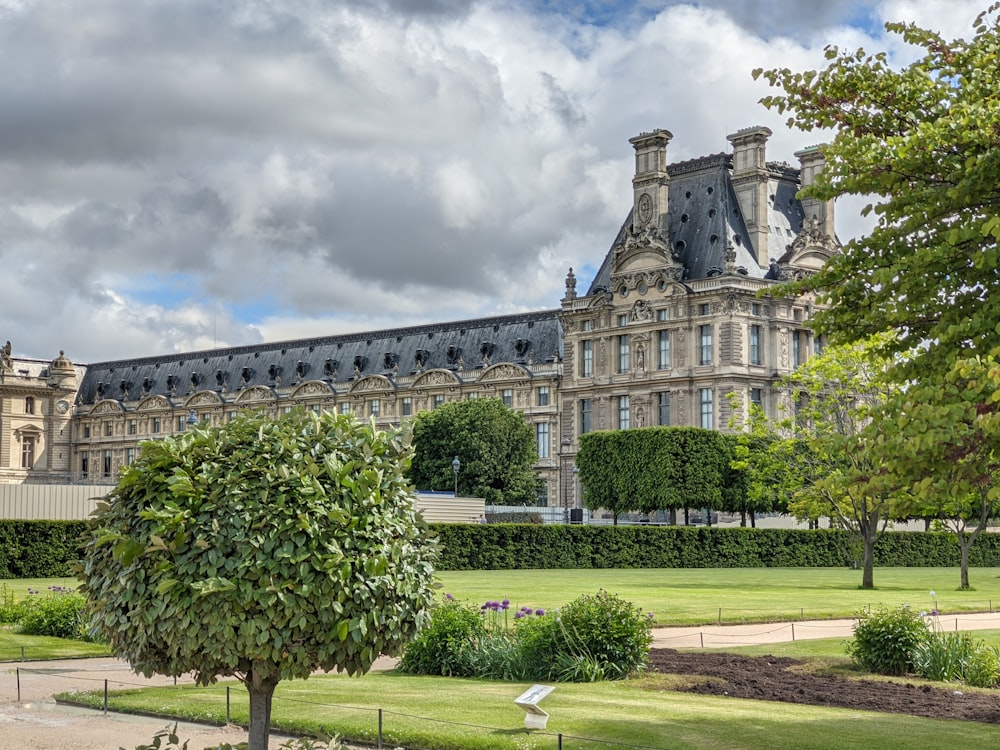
[5, 520, 1000, 577]
[0, 521, 87, 578]
[429, 524, 1000, 570]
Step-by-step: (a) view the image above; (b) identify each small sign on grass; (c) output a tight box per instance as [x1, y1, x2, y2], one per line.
[514, 684, 556, 730]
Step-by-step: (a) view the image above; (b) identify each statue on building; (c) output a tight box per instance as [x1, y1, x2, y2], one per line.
[1, 340, 11, 372]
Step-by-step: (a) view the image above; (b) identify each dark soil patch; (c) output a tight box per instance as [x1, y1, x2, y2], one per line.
[648, 648, 1000, 724]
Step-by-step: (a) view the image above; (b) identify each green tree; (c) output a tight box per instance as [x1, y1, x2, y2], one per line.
[743, 337, 904, 588]
[576, 427, 735, 525]
[754, 7, 1000, 581]
[870, 354, 1000, 589]
[77, 410, 437, 750]
[409, 398, 538, 504]
[754, 7, 1000, 373]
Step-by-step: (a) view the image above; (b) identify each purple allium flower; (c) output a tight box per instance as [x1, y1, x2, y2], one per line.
[535, 608, 545, 616]
[445, 593, 454, 601]
[514, 611, 524, 619]
[647, 612, 655, 620]
[501, 599, 510, 610]
[931, 608, 939, 616]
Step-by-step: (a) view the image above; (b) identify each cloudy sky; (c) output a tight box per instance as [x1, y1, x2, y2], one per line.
[0, 0, 984, 363]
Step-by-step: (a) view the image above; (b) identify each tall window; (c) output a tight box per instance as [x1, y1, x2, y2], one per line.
[537, 386, 550, 406]
[750, 388, 763, 410]
[151, 417, 160, 434]
[21, 436, 35, 469]
[24, 397, 34, 414]
[793, 330, 802, 367]
[104, 421, 113, 437]
[536, 422, 550, 458]
[340, 403, 351, 415]
[83, 424, 91, 438]
[127, 419, 137, 435]
[177, 416, 186, 432]
[749, 324, 762, 366]
[125, 447, 136, 466]
[618, 334, 630, 373]
[657, 330, 670, 369]
[580, 340, 593, 377]
[80, 451, 89, 478]
[581, 320, 593, 332]
[370, 399, 380, 417]
[658, 392, 671, 426]
[434, 394, 445, 408]
[402, 397, 412, 416]
[617, 314, 629, 327]
[699, 388, 714, 429]
[103, 449, 112, 479]
[699, 325, 713, 365]
[657, 308, 669, 322]
[618, 395, 630, 430]
[580, 399, 592, 434]
[502, 389, 513, 407]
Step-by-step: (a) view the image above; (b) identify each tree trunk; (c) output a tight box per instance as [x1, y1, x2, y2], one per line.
[960, 540, 971, 590]
[861, 530, 875, 590]
[750, 510, 757, 528]
[245, 669, 279, 750]
[740, 510, 746, 527]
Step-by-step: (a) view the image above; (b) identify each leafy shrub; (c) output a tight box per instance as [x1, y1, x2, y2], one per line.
[401, 592, 652, 682]
[847, 606, 930, 676]
[17, 589, 91, 640]
[547, 590, 654, 680]
[398, 600, 487, 676]
[0, 583, 28, 624]
[965, 643, 1000, 688]
[912, 632, 975, 682]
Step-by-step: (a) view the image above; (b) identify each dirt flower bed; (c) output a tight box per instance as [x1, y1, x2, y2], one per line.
[648, 648, 1000, 724]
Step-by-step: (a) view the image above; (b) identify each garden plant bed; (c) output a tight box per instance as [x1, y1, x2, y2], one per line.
[649, 648, 1000, 724]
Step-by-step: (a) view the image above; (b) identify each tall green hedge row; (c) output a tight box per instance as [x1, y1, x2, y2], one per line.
[2, 520, 999, 578]
[429, 524, 1000, 570]
[0, 521, 87, 578]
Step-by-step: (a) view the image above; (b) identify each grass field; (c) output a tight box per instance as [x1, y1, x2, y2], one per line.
[16, 568, 1000, 748]
[63, 660, 1000, 750]
[12, 567, 1000, 624]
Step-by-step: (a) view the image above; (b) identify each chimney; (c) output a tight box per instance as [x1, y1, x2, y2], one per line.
[794, 146, 835, 239]
[628, 129, 672, 235]
[727, 126, 772, 269]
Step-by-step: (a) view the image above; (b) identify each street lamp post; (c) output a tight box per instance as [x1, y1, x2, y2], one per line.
[186, 409, 198, 427]
[452, 456, 461, 496]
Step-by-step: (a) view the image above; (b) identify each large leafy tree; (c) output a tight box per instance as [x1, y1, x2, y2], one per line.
[743, 337, 905, 588]
[575, 427, 736, 525]
[754, 7, 1000, 575]
[409, 398, 538, 504]
[77, 410, 438, 750]
[754, 6, 1000, 371]
[870, 354, 1000, 589]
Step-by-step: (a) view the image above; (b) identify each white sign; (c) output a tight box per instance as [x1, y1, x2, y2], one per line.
[514, 684, 556, 730]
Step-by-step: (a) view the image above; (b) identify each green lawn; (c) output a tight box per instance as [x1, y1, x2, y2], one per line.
[435, 567, 1000, 624]
[62, 667, 1000, 750]
[0, 627, 110, 661]
[17, 567, 1000, 625]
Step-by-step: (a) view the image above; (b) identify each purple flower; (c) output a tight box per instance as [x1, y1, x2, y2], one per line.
[535, 608, 546, 616]
[931, 608, 939, 616]
[514, 611, 524, 619]
[501, 599, 510, 610]
[445, 593, 454, 601]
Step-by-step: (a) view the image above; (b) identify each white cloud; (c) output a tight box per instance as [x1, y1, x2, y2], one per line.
[0, 0, 978, 362]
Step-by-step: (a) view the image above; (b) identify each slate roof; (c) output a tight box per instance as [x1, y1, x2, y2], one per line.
[587, 154, 805, 295]
[76, 310, 562, 406]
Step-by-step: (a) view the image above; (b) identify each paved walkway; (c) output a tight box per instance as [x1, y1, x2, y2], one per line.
[651, 611, 1000, 649]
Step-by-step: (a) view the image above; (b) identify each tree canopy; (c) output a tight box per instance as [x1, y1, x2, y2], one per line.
[409, 398, 538, 504]
[576, 427, 739, 524]
[77, 410, 438, 750]
[754, 6, 1000, 375]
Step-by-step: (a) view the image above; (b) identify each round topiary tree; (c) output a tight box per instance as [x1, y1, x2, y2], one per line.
[77, 410, 438, 750]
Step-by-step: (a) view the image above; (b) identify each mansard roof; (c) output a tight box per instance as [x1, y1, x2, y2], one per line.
[587, 154, 805, 295]
[76, 310, 562, 406]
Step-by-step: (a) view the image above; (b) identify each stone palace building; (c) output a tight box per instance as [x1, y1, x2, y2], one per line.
[0, 126, 837, 513]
